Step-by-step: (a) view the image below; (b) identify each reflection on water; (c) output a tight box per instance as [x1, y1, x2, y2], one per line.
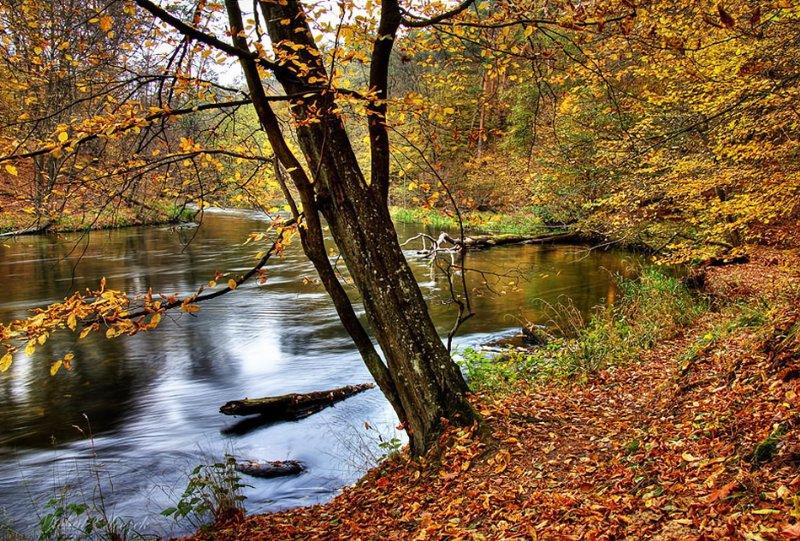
[0, 210, 639, 535]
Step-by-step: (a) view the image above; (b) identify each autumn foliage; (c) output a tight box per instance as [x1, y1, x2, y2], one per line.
[189, 248, 800, 540]
[1, 0, 799, 535]
[388, 0, 800, 262]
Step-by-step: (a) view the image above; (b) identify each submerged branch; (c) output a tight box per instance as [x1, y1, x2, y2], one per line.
[408, 231, 579, 257]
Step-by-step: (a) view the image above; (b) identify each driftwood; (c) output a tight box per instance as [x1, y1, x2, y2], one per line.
[404, 231, 580, 257]
[221, 405, 323, 436]
[220, 383, 374, 417]
[0, 221, 51, 238]
[235, 459, 304, 478]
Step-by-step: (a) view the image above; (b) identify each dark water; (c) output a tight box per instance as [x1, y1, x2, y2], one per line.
[0, 209, 638, 536]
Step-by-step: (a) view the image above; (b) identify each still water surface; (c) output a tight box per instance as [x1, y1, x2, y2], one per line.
[0, 210, 637, 535]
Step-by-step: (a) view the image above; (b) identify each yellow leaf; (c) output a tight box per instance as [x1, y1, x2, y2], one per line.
[62, 352, 74, 370]
[208, 280, 217, 288]
[37, 334, 47, 345]
[67, 313, 77, 331]
[0, 352, 12, 372]
[180, 303, 201, 314]
[79, 327, 92, 339]
[227, 279, 237, 290]
[50, 360, 62, 376]
[4, 164, 18, 176]
[150, 313, 161, 327]
[58, 131, 68, 143]
[99, 15, 113, 32]
[682, 452, 698, 462]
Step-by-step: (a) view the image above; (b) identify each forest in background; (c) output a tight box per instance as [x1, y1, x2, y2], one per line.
[1, 0, 797, 263]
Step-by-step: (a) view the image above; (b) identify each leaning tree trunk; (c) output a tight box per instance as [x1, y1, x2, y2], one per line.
[222, 0, 476, 453]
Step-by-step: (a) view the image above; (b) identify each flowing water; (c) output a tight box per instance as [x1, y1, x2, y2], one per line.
[0, 209, 638, 536]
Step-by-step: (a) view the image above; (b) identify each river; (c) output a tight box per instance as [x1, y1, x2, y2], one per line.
[0, 209, 638, 536]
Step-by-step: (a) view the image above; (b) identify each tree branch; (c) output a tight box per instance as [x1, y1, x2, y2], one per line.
[134, 0, 292, 79]
[400, 0, 476, 28]
[368, 0, 402, 199]
[0, 98, 253, 163]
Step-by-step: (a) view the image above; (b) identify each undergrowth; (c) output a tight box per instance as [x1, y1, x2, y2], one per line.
[162, 455, 248, 532]
[390, 206, 548, 236]
[458, 268, 708, 391]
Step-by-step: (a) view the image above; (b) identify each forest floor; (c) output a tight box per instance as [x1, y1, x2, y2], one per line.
[190, 246, 800, 541]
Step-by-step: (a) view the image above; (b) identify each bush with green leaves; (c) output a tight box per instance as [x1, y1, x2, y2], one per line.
[35, 496, 140, 541]
[162, 455, 248, 529]
[457, 268, 707, 390]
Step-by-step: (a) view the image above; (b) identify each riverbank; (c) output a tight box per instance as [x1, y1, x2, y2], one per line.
[389, 206, 660, 254]
[189, 245, 800, 540]
[390, 206, 553, 236]
[0, 203, 197, 237]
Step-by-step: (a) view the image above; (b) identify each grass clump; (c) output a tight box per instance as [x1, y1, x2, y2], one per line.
[750, 423, 788, 465]
[561, 267, 705, 375]
[163, 203, 198, 223]
[457, 268, 707, 391]
[390, 206, 548, 236]
[162, 455, 248, 531]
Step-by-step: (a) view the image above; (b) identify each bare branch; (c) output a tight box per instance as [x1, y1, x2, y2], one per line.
[400, 0, 476, 28]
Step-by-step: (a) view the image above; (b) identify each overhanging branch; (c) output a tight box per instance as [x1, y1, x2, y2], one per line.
[400, 0, 476, 28]
[0, 98, 253, 163]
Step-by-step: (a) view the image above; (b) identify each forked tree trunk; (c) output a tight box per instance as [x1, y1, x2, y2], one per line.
[317, 178, 476, 452]
[220, 0, 476, 454]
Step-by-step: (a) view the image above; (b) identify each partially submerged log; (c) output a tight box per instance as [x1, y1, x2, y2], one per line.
[405, 231, 580, 257]
[221, 406, 321, 436]
[235, 459, 304, 478]
[0, 221, 51, 238]
[220, 383, 374, 417]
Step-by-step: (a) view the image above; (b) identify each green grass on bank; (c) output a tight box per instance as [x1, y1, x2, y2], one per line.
[0, 203, 196, 235]
[390, 206, 551, 236]
[456, 268, 708, 391]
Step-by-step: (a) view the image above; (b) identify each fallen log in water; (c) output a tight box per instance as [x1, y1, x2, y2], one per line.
[405, 231, 581, 257]
[220, 383, 375, 417]
[235, 459, 304, 478]
[0, 221, 51, 238]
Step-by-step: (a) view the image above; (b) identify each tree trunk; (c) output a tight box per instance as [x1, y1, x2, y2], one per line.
[249, 0, 476, 454]
[317, 186, 475, 452]
[209, 0, 477, 454]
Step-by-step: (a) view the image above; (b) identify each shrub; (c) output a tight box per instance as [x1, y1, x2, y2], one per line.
[457, 268, 707, 390]
[162, 455, 247, 530]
